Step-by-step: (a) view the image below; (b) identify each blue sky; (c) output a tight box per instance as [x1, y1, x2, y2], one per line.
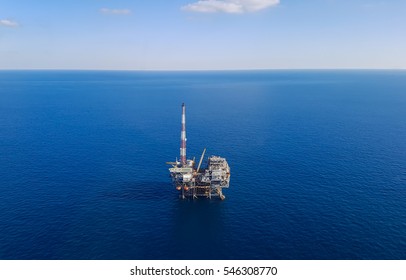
[0, 0, 405, 70]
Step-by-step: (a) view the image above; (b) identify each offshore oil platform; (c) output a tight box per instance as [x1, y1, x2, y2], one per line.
[167, 103, 230, 200]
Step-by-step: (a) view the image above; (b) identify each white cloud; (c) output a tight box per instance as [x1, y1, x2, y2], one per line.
[0, 19, 19, 27]
[182, 0, 280, 14]
[100, 8, 132, 15]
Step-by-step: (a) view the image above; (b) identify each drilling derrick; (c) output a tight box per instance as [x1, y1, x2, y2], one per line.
[180, 103, 187, 166]
[167, 103, 230, 200]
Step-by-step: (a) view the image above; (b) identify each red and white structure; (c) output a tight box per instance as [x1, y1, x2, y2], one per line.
[180, 103, 187, 166]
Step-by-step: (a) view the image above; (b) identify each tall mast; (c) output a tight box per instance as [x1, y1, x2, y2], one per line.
[180, 103, 187, 165]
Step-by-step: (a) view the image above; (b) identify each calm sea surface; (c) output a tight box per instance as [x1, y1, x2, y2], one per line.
[0, 70, 405, 259]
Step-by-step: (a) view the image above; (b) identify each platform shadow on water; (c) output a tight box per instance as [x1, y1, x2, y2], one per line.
[169, 197, 229, 259]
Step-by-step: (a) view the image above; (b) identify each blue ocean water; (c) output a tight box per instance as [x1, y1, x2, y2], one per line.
[0, 70, 405, 260]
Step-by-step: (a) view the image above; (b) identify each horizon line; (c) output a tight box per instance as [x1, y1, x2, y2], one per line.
[0, 67, 405, 72]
